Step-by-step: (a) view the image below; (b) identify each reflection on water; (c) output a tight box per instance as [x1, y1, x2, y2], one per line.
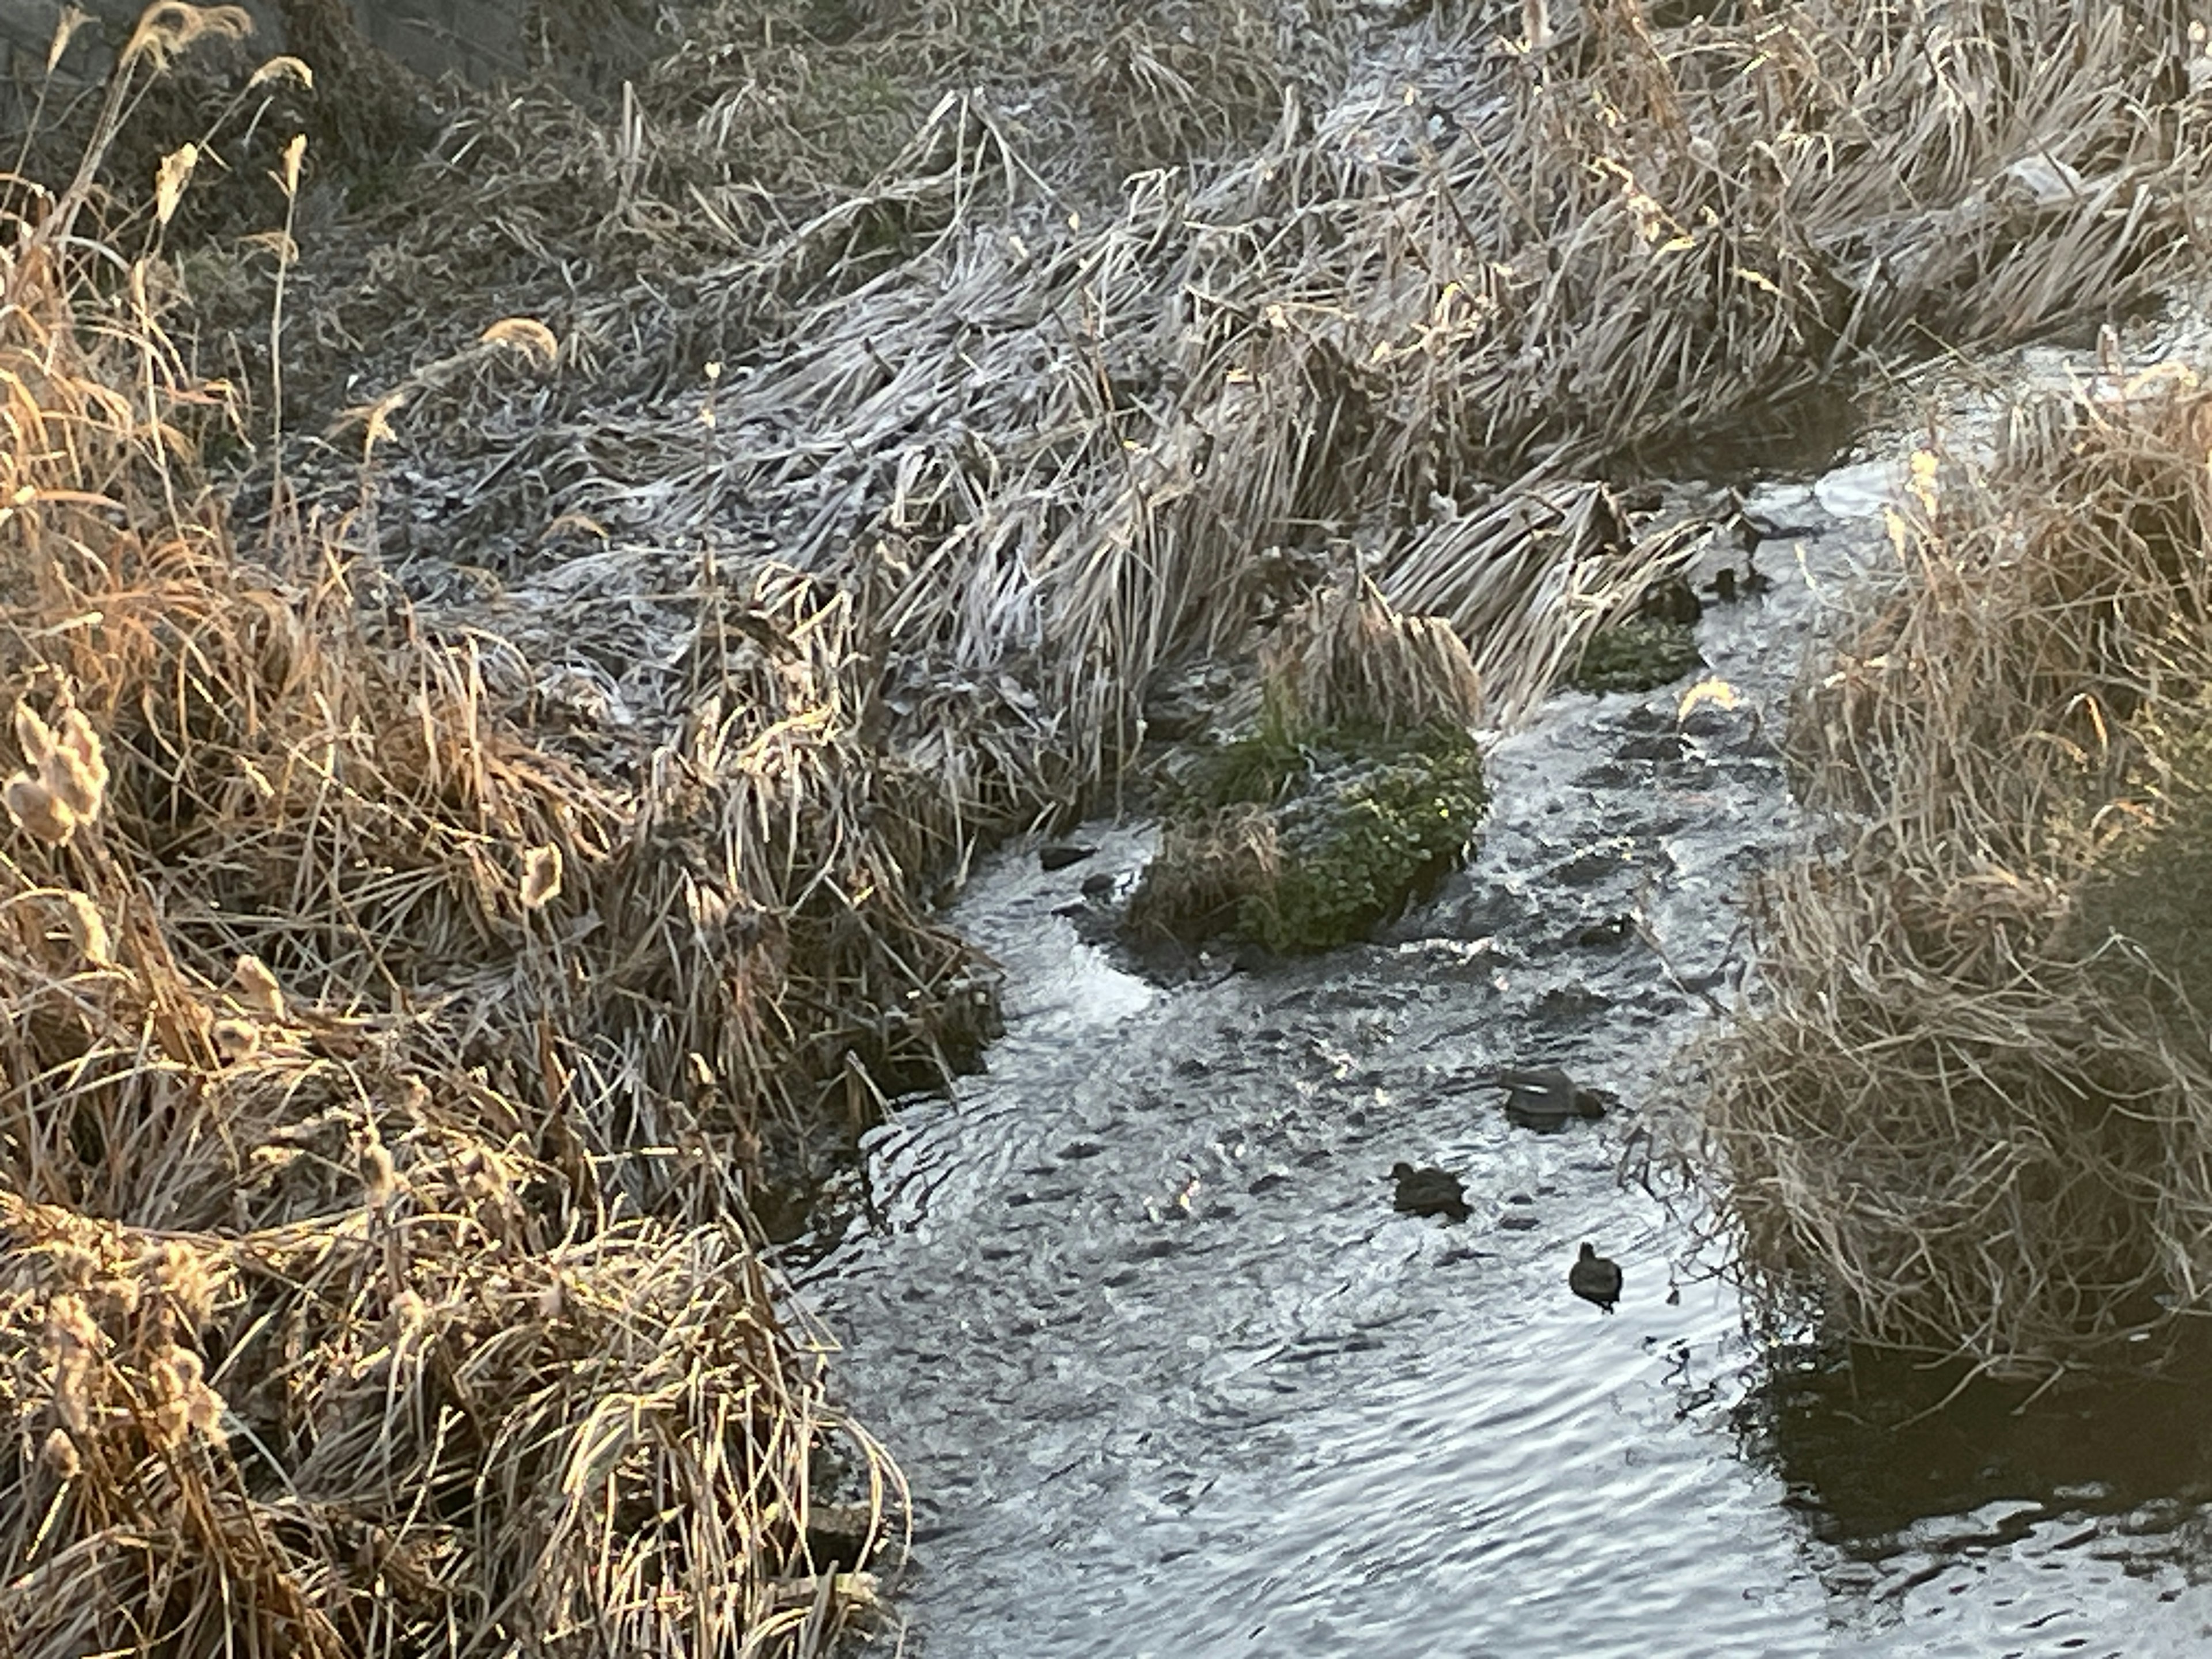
[1751, 1340, 2212, 1547]
[1740, 1338, 2212, 1652]
[796, 484, 2212, 1657]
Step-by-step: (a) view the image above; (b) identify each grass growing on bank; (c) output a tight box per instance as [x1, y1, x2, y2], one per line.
[1569, 619, 1707, 695]
[0, 10, 942, 1650]
[1697, 372, 2212, 1377]
[20, 0, 2212, 1643]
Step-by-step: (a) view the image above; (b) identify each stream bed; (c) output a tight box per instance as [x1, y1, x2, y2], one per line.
[798, 464, 2212, 1657]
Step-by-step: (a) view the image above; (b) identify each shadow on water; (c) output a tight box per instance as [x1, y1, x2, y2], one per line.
[1743, 1331, 2212, 1555]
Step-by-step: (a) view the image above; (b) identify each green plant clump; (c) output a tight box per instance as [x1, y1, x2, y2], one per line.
[1570, 618, 1705, 694]
[1133, 721, 1487, 953]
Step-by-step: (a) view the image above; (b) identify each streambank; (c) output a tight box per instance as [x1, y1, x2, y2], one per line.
[799, 448, 2212, 1654]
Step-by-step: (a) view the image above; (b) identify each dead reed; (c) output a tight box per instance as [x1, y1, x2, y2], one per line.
[247, 0, 2212, 871]
[1699, 370, 2212, 1374]
[0, 11, 922, 1648]
[1259, 574, 1484, 740]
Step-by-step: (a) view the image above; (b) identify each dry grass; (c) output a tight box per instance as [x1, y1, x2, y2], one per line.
[1123, 803, 1278, 945]
[17, 0, 2212, 1635]
[0, 16, 925, 1647]
[1697, 370, 2212, 1375]
[1259, 574, 1484, 739]
[230, 0, 2212, 871]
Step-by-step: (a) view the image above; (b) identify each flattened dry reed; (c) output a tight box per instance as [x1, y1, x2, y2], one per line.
[1698, 371, 2212, 1375]
[279, 0, 2212, 861]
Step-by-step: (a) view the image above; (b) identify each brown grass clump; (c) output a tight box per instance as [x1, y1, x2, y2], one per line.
[1259, 574, 1484, 739]
[1699, 369, 2212, 1375]
[0, 20, 922, 1649]
[0, 1194, 892, 1654]
[1123, 803, 1278, 945]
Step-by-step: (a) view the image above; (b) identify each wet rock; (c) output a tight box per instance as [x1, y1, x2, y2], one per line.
[1040, 842, 1098, 871]
[1573, 914, 1636, 947]
[1619, 729, 1687, 763]
[1482, 1065, 1612, 1130]
[804, 1502, 878, 1570]
[1081, 870, 1118, 899]
[1550, 843, 1627, 887]
[1730, 498, 1820, 554]
[1533, 984, 1612, 1026]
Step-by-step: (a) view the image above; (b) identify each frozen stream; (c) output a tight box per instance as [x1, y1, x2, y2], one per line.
[798, 466, 2212, 1657]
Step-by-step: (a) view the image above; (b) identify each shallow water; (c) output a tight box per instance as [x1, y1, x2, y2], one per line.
[799, 478, 2212, 1657]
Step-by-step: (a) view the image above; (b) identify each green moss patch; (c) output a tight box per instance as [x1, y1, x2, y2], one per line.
[1128, 721, 1487, 954]
[1570, 619, 1705, 694]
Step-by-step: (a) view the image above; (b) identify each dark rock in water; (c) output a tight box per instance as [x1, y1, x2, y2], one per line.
[1705, 552, 1776, 607]
[1482, 1065, 1613, 1131]
[1498, 1211, 1540, 1231]
[1730, 496, 1819, 555]
[1390, 1161, 1469, 1223]
[1081, 870, 1118, 899]
[1637, 574, 1703, 626]
[1570, 1241, 1623, 1312]
[1573, 914, 1635, 948]
[1040, 842, 1097, 872]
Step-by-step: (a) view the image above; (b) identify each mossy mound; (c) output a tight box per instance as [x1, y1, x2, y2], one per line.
[1128, 722, 1487, 954]
[1570, 619, 1705, 694]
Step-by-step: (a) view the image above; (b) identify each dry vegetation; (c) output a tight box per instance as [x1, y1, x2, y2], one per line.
[252, 0, 2210, 831]
[0, 11, 949, 1652]
[6, 0, 2212, 1642]
[1700, 373, 2212, 1376]
[1124, 576, 1488, 952]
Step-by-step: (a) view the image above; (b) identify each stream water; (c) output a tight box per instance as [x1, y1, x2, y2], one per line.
[797, 465, 2212, 1657]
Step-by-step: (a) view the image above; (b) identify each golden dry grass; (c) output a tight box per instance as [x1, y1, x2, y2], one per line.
[0, 13, 923, 1649]
[15, 0, 2212, 1639]
[1698, 370, 2212, 1375]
